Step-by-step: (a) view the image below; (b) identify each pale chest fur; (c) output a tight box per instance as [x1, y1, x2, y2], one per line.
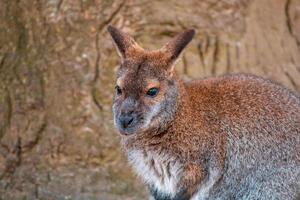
[127, 149, 184, 196]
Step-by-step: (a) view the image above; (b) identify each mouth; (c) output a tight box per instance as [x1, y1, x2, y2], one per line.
[114, 119, 138, 136]
[118, 130, 132, 136]
[116, 126, 137, 136]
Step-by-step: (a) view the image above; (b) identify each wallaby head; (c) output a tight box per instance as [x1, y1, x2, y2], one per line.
[107, 25, 195, 135]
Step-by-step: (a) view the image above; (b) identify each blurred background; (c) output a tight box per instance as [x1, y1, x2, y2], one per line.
[0, 0, 300, 199]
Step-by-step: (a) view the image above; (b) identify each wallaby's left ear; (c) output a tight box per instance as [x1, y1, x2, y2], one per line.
[107, 25, 142, 61]
[161, 29, 195, 66]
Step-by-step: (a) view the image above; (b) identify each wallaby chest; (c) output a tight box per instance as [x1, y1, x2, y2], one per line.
[127, 149, 184, 196]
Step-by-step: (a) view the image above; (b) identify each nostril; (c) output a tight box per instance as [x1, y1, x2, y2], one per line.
[120, 115, 134, 129]
[128, 117, 133, 125]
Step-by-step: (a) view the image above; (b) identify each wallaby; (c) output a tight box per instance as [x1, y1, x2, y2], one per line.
[107, 25, 300, 200]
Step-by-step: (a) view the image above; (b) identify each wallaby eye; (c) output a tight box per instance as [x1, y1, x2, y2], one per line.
[147, 87, 159, 97]
[115, 85, 122, 95]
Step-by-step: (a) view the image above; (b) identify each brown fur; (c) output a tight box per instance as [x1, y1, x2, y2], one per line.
[108, 25, 300, 200]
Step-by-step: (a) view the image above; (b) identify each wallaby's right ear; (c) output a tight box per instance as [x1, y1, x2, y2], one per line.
[161, 29, 195, 70]
[107, 25, 142, 61]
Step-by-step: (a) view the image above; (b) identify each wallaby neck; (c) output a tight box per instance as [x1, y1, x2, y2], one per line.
[171, 74, 193, 126]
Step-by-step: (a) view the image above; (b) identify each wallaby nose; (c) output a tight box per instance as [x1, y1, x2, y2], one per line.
[119, 115, 134, 129]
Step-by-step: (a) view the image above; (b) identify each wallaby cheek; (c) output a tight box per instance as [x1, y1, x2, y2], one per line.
[142, 103, 162, 128]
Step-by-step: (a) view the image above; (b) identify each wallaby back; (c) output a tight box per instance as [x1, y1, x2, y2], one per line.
[108, 25, 300, 200]
[186, 74, 300, 199]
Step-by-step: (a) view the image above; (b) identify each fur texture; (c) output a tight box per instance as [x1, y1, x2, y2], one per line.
[108, 25, 300, 200]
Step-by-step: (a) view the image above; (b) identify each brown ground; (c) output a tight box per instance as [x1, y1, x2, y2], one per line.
[0, 0, 299, 199]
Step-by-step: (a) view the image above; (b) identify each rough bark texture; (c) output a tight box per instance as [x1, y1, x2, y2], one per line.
[0, 0, 299, 199]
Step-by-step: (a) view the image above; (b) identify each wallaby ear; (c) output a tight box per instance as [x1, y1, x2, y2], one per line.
[107, 25, 142, 61]
[161, 29, 195, 68]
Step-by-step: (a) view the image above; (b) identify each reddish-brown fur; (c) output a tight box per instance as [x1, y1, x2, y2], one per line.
[108, 25, 300, 200]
